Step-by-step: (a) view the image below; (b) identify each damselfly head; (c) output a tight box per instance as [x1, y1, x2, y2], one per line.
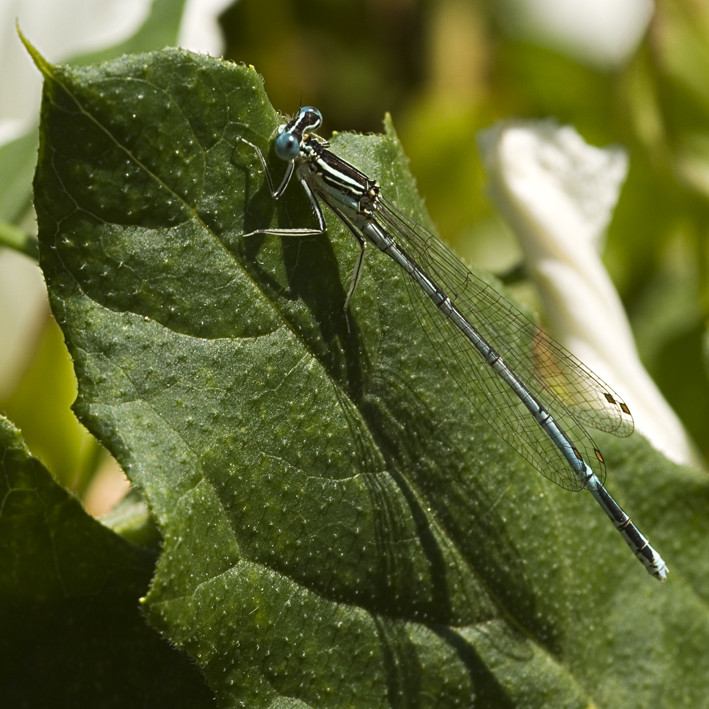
[274, 107, 324, 161]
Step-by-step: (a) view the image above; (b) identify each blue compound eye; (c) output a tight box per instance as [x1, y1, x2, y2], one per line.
[275, 132, 300, 160]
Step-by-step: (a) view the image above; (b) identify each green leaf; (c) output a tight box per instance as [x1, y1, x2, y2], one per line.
[32, 47, 709, 706]
[0, 130, 39, 224]
[0, 415, 214, 707]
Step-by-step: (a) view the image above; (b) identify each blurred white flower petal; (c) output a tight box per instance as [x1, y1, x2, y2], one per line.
[494, 0, 655, 70]
[477, 120, 698, 466]
[180, 0, 233, 52]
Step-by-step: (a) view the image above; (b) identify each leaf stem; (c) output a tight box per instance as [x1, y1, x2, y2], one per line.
[0, 221, 39, 260]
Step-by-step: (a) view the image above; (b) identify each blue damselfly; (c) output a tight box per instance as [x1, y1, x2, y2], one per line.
[240, 106, 668, 581]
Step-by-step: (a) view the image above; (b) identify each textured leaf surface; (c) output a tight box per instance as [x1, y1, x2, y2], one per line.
[32, 47, 709, 707]
[0, 415, 213, 707]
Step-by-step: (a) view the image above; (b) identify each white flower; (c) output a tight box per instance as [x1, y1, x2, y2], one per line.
[494, 0, 655, 70]
[477, 120, 698, 466]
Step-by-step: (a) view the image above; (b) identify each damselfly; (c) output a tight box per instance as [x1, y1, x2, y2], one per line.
[240, 106, 668, 581]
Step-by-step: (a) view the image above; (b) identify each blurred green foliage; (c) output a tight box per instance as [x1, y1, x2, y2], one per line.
[221, 0, 709, 458]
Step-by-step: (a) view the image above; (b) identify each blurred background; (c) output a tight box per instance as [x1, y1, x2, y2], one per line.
[1, 0, 707, 512]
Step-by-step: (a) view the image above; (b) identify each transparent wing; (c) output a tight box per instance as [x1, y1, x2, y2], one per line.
[373, 198, 634, 491]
